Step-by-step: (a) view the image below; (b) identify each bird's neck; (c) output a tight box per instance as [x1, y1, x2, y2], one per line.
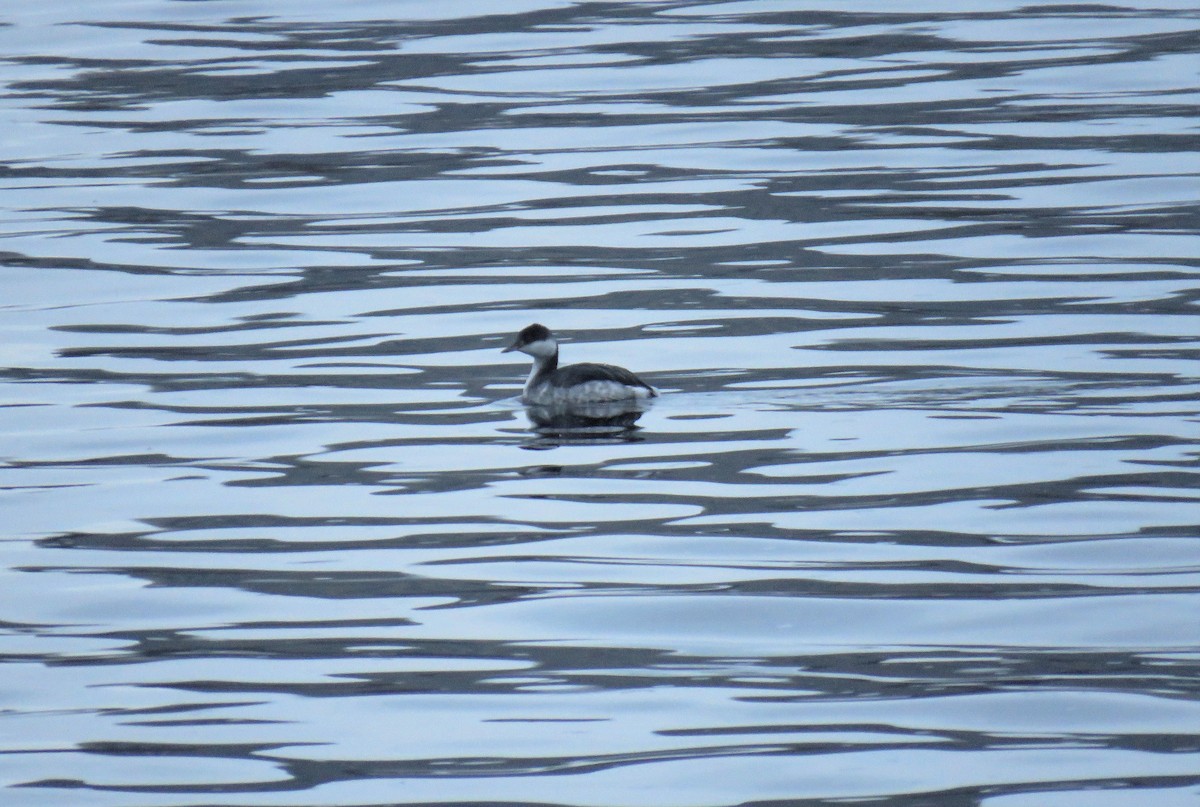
[526, 348, 559, 391]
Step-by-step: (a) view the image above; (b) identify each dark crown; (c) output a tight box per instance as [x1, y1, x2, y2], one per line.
[516, 323, 552, 345]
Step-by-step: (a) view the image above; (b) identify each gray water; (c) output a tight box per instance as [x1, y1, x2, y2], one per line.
[2, 1, 1199, 805]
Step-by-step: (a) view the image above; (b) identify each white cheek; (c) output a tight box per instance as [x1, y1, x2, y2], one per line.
[523, 339, 557, 358]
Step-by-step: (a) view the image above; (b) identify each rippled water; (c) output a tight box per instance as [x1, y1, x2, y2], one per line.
[3, 1, 1200, 805]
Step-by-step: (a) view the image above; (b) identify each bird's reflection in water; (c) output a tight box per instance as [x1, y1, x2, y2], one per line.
[521, 400, 649, 448]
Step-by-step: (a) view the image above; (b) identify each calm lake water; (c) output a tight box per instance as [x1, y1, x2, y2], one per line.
[2, 1, 1199, 805]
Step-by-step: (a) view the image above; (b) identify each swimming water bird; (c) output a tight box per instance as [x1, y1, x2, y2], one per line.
[502, 323, 657, 405]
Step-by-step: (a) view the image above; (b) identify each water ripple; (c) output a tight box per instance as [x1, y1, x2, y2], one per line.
[2, 1, 1199, 805]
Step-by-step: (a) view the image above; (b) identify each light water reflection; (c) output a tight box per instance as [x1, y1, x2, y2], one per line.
[2, 1, 1199, 805]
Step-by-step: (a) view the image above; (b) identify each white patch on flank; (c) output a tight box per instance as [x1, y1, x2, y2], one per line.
[525, 379, 653, 404]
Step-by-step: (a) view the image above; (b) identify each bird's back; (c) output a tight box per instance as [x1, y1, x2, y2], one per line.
[552, 362, 657, 396]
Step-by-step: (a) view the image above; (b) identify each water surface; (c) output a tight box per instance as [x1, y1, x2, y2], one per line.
[2, 1, 1199, 805]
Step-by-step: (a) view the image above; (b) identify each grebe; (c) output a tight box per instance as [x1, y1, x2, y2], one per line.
[502, 323, 657, 405]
